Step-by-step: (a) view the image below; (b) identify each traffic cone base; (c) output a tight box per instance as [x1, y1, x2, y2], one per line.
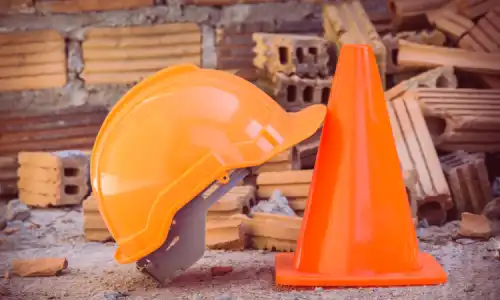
[275, 252, 447, 287]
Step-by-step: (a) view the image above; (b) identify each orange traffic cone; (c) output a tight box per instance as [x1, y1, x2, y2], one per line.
[274, 44, 447, 287]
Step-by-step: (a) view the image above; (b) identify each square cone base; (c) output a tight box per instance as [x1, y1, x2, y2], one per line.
[275, 252, 448, 287]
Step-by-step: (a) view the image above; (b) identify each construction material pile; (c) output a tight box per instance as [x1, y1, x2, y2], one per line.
[5, 0, 500, 254]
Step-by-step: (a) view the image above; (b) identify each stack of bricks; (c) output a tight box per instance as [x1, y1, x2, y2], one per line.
[374, 0, 500, 226]
[17, 151, 90, 207]
[82, 193, 113, 242]
[205, 185, 256, 250]
[252, 33, 333, 112]
[256, 170, 313, 216]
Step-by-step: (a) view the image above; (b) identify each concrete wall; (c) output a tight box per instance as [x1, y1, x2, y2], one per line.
[0, 0, 386, 113]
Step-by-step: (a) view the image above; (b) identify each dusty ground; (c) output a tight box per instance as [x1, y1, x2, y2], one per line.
[1, 207, 500, 300]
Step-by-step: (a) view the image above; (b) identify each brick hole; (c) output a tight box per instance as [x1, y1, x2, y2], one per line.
[308, 47, 318, 63]
[64, 185, 79, 195]
[389, 0, 397, 14]
[296, 47, 305, 64]
[303, 86, 313, 103]
[425, 116, 446, 139]
[64, 167, 79, 177]
[321, 88, 330, 104]
[279, 47, 289, 64]
[436, 75, 452, 88]
[391, 48, 399, 66]
[287, 85, 297, 102]
[418, 201, 446, 226]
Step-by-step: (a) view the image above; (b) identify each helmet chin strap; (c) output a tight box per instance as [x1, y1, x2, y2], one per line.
[136, 167, 252, 285]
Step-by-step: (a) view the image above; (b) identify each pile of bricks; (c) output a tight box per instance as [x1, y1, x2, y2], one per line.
[245, 0, 500, 228]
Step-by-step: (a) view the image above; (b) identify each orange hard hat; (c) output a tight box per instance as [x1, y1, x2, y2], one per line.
[90, 64, 326, 271]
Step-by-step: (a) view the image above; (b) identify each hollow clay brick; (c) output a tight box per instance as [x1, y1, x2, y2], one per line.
[397, 40, 500, 74]
[440, 151, 492, 218]
[255, 149, 292, 174]
[388, 0, 449, 30]
[206, 217, 246, 250]
[82, 194, 113, 242]
[323, 0, 387, 88]
[246, 212, 302, 252]
[385, 66, 458, 101]
[382, 30, 446, 74]
[257, 72, 331, 112]
[387, 95, 451, 225]
[455, 0, 498, 19]
[291, 129, 321, 170]
[207, 185, 256, 217]
[408, 88, 500, 152]
[17, 150, 90, 207]
[458, 8, 500, 52]
[427, 10, 475, 41]
[252, 33, 330, 78]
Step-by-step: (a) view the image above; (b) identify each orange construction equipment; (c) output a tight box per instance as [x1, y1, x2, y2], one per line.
[274, 45, 448, 287]
[90, 64, 327, 284]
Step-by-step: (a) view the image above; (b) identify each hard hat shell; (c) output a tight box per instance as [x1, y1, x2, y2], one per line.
[90, 64, 327, 264]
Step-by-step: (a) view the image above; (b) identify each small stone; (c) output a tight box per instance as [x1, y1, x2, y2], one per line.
[458, 213, 492, 239]
[211, 266, 233, 276]
[464, 284, 476, 292]
[191, 295, 202, 300]
[314, 287, 324, 292]
[6, 200, 31, 222]
[215, 295, 232, 300]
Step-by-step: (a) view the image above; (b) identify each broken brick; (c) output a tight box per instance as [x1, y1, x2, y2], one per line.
[458, 212, 492, 239]
[440, 151, 492, 217]
[11, 257, 68, 277]
[210, 266, 233, 276]
[410, 88, 500, 152]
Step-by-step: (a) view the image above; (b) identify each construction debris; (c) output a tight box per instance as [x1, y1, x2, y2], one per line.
[458, 212, 493, 239]
[256, 170, 313, 216]
[250, 190, 296, 217]
[11, 257, 68, 277]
